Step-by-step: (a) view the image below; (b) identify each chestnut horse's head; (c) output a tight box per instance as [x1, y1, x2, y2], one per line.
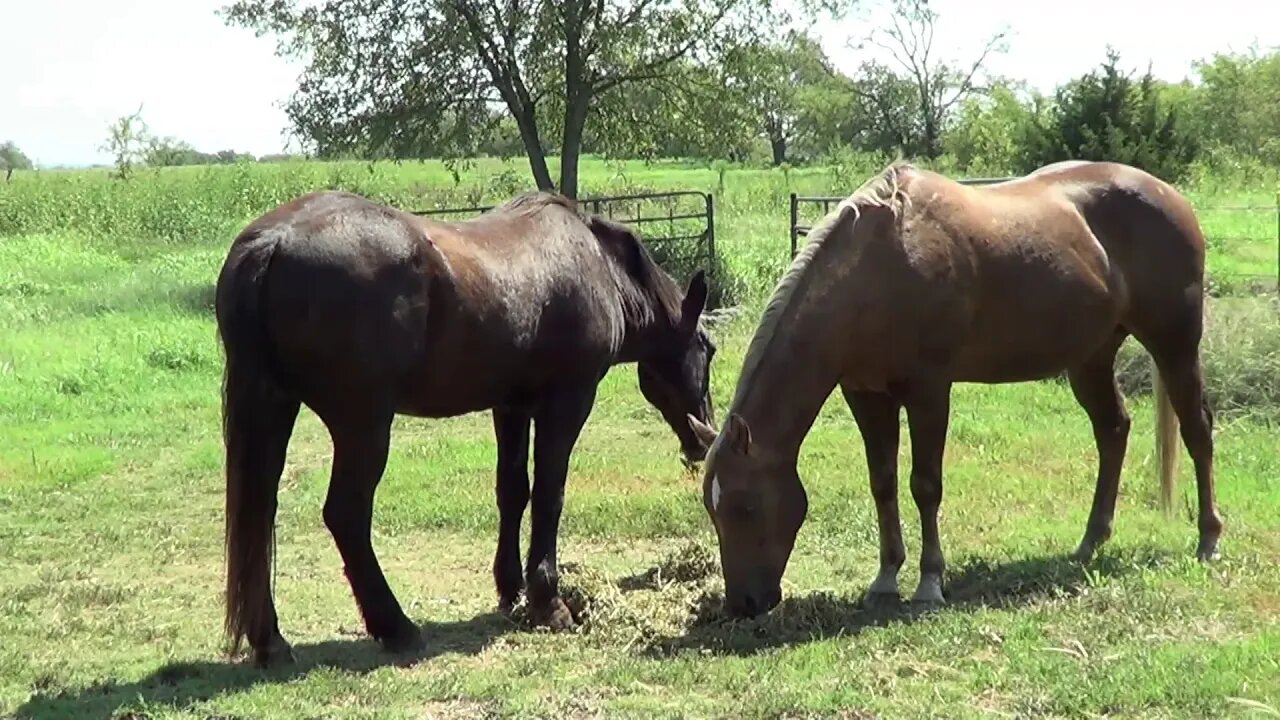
[687, 413, 807, 617]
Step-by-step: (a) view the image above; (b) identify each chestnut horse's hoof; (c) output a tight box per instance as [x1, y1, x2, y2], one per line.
[1196, 539, 1221, 563]
[909, 574, 946, 607]
[862, 590, 902, 611]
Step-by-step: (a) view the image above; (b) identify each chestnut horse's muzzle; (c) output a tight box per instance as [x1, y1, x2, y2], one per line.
[726, 584, 782, 618]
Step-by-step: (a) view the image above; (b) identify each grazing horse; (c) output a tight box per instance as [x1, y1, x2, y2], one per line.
[215, 190, 717, 665]
[689, 160, 1223, 618]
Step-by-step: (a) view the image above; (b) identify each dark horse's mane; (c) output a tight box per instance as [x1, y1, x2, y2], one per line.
[491, 190, 688, 329]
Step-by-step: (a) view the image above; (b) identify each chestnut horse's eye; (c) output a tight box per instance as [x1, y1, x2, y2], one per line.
[725, 494, 757, 521]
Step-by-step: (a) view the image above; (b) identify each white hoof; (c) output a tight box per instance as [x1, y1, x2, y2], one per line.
[867, 571, 900, 597]
[910, 574, 945, 605]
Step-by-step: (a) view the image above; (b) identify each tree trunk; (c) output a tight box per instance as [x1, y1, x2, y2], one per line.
[559, 2, 590, 200]
[559, 91, 591, 200]
[769, 133, 787, 166]
[923, 117, 940, 159]
[512, 106, 555, 191]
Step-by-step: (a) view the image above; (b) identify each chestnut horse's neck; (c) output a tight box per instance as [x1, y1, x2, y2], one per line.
[726, 206, 865, 460]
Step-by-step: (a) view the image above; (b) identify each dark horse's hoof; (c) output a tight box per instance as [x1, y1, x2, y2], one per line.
[533, 597, 578, 631]
[497, 594, 521, 616]
[251, 637, 295, 668]
[378, 622, 425, 655]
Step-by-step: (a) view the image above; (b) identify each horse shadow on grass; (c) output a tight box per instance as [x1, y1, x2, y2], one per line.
[644, 545, 1178, 658]
[12, 612, 517, 720]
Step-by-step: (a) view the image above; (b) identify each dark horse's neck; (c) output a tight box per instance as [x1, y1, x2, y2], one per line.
[597, 232, 687, 365]
[613, 275, 677, 364]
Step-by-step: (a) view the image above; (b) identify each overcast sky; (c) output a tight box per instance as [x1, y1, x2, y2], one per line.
[5, 0, 1279, 168]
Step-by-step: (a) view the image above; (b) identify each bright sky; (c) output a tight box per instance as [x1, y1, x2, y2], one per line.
[5, 0, 1279, 168]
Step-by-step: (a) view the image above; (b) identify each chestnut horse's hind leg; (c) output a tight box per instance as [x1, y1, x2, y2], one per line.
[903, 379, 953, 605]
[1068, 331, 1132, 561]
[843, 386, 905, 604]
[1151, 351, 1224, 560]
[322, 412, 422, 652]
[525, 382, 599, 630]
[492, 408, 533, 612]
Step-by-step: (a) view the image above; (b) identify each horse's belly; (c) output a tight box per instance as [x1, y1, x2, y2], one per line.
[946, 291, 1123, 383]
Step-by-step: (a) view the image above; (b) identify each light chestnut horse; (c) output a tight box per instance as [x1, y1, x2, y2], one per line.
[689, 160, 1223, 617]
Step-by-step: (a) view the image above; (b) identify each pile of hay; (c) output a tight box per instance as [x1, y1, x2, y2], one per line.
[547, 541, 725, 649]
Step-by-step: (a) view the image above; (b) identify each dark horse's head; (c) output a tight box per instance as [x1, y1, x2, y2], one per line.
[637, 269, 717, 465]
[586, 214, 718, 465]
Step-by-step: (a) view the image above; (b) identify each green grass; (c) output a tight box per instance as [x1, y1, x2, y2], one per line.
[1, 157, 1279, 719]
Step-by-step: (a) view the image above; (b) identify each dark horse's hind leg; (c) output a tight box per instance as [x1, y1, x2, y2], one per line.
[525, 383, 599, 629]
[1069, 331, 1131, 561]
[322, 412, 421, 652]
[1152, 349, 1224, 560]
[492, 408, 532, 612]
[230, 392, 300, 667]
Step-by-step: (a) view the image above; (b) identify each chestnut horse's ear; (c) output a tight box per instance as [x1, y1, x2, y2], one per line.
[679, 270, 709, 336]
[687, 414, 718, 450]
[723, 413, 751, 455]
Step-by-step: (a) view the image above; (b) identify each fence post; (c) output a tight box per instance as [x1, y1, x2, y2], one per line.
[704, 192, 716, 284]
[789, 192, 799, 259]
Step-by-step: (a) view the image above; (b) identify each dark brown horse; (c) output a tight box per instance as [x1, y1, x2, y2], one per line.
[215, 190, 717, 666]
[689, 160, 1223, 617]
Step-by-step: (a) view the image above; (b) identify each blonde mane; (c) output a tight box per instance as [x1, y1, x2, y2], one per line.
[727, 162, 912, 413]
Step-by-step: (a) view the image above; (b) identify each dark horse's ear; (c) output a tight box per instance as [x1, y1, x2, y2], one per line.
[679, 270, 709, 336]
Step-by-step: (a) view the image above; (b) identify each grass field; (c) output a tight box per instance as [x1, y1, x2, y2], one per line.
[1, 157, 1279, 719]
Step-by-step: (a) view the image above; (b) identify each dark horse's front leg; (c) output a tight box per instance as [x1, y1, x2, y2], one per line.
[525, 382, 599, 629]
[492, 408, 532, 612]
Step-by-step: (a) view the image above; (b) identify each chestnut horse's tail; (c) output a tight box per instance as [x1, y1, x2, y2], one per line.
[1154, 374, 1179, 515]
[215, 232, 300, 656]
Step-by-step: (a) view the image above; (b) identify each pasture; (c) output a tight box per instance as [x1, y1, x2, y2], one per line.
[1, 157, 1279, 719]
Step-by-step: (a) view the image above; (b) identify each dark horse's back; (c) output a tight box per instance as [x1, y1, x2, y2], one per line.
[219, 190, 629, 422]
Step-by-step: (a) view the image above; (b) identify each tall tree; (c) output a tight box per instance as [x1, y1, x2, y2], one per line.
[1029, 48, 1199, 181]
[0, 141, 34, 180]
[222, 0, 787, 198]
[721, 32, 847, 165]
[848, 0, 1007, 158]
[1187, 48, 1280, 165]
[100, 107, 152, 181]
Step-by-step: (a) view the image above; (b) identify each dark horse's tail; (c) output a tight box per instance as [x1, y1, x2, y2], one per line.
[215, 230, 299, 657]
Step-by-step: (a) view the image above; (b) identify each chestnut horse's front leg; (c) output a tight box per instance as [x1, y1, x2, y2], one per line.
[903, 378, 952, 606]
[844, 385, 906, 605]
